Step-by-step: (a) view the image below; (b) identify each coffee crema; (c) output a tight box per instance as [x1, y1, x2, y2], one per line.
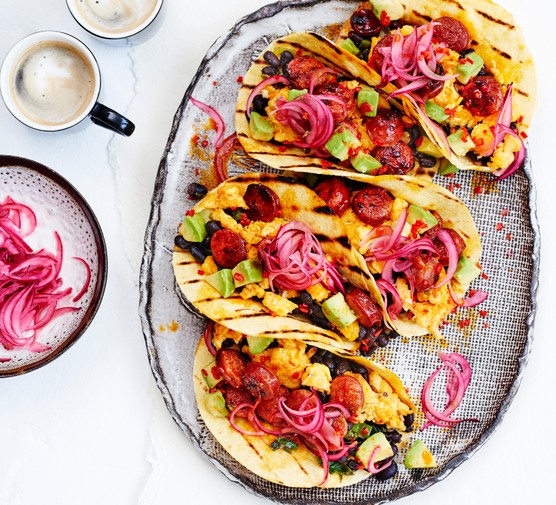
[10, 41, 96, 127]
[71, 0, 160, 35]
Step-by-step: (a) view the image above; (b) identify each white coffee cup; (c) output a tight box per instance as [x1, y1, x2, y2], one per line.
[0, 31, 134, 135]
[66, 0, 164, 39]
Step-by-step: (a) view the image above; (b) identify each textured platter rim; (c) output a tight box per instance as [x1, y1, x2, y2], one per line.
[138, 0, 540, 502]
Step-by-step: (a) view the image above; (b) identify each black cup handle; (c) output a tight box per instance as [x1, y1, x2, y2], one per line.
[89, 102, 135, 136]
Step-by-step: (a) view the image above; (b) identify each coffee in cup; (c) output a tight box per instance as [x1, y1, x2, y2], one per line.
[0, 31, 134, 135]
[66, 0, 164, 39]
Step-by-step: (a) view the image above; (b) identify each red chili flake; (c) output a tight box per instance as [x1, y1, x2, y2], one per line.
[501, 208, 509, 217]
[201, 139, 209, 148]
[380, 10, 391, 26]
[479, 310, 488, 318]
[360, 103, 374, 115]
[474, 186, 483, 194]
[361, 427, 369, 436]
[278, 145, 287, 152]
[373, 328, 382, 337]
[298, 304, 309, 314]
[296, 49, 304, 57]
[201, 369, 208, 377]
[233, 272, 245, 282]
[262, 271, 269, 278]
[474, 137, 484, 147]
[197, 269, 205, 276]
[195, 168, 200, 176]
[186, 209, 195, 216]
[496, 223, 504, 231]
[447, 182, 454, 192]
[239, 213, 251, 226]
[212, 80, 217, 86]
[459, 319, 471, 328]
[520, 131, 528, 139]
[484, 323, 489, 329]
[191, 134, 200, 145]
[481, 272, 489, 280]
[454, 183, 461, 189]
[444, 107, 457, 118]
[211, 366, 222, 379]
[506, 233, 512, 241]
[236, 75, 244, 83]
[517, 115, 524, 123]
[415, 136, 424, 147]
[291, 371, 300, 379]
[270, 311, 277, 317]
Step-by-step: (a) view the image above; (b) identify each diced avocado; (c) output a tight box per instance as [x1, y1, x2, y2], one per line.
[356, 432, 394, 469]
[406, 205, 438, 234]
[288, 88, 308, 101]
[201, 360, 223, 388]
[322, 293, 358, 329]
[425, 100, 449, 123]
[456, 52, 485, 85]
[439, 159, 459, 175]
[416, 136, 443, 158]
[324, 127, 361, 161]
[357, 86, 379, 118]
[339, 38, 361, 56]
[179, 212, 207, 243]
[350, 151, 382, 174]
[453, 255, 481, 285]
[247, 336, 274, 354]
[249, 111, 275, 141]
[447, 129, 476, 157]
[232, 259, 264, 288]
[404, 439, 437, 469]
[205, 268, 235, 298]
[204, 391, 228, 418]
[371, 0, 405, 22]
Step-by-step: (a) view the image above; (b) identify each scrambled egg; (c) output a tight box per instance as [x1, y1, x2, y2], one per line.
[347, 371, 411, 431]
[201, 256, 218, 275]
[337, 320, 360, 342]
[301, 363, 332, 393]
[262, 292, 298, 316]
[212, 324, 243, 351]
[253, 339, 311, 389]
[395, 277, 453, 337]
[488, 134, 522, 170]
[240, 283, 265, 300]
[306, 283, 330, 303]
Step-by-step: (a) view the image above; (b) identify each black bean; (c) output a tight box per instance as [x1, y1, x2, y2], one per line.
[263, 51, 281, 68]
[205, 220, 223, 237]
[347, 459, 360, 471]
[348, 31, 364, 46]
[375, 461, 397, 481]
[187, 182, 208, 200]
[221, 338, 235, 348]
[416, 152, 438, 168]
[390, 444, 399, 457]
[279, 50, 294, 64]
[262, 66, 278, 76]
[384, 430, 402, 444]
[189, 244, 209, 264]
[350, 363, 368, 376]
[336, 360, 351, 376]
[174, 235, 191, 250]
[404, 414, 415, 432]
[376, 333, 389, 348]
[323, 354, 337, 373]
[252, 94, 269, 115]
[407, 125, 422, 146]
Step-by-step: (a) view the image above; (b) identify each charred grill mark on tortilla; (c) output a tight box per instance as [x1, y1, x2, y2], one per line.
[411, 11, 432, 23]
[445, 0, 465, 9]
[491, 46, 512, 60]
[516, 88, 529, 98]
[314, 205, 335, 215]
[476, 9, 516, 29]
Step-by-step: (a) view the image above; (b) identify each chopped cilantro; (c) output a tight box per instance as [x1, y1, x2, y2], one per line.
[270, 437, 299, 453]
[329, 460, 354, 477]
[346, 422, 379, 441]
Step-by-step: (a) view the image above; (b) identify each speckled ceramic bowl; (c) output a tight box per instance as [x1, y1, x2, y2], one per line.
[0, 155, 107, 377]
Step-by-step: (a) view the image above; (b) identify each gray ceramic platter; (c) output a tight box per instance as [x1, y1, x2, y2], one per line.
[138, 1, 539, 503]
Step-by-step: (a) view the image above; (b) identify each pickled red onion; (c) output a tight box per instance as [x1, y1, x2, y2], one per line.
[190, 97, 226, 148]
[258, 222, 344, 293]
[245, 74, 289, 119]
[448, 283, 488, 308]
[366, 445, 394, 474]
[420, 351, 479, 430]
[433, 229, 458, 288]
[214, 132, 238, 184]
[0, 197, 88, 354]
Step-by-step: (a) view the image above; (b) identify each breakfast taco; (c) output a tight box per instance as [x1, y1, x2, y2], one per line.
[335, 0, 536, 178]
[194, 322, 415, 487]
[310, 172, 484, 337]
[235, 31, 445, 180]
[172, 172, 399, 354]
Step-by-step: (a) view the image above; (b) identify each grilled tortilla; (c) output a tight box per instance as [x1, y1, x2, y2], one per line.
[193, 329, 415, 488]
[310, 170, 482, 338]
[173, 172, 385, 352]
[235, 31, 437, 180]
[336, 0, 536, 176]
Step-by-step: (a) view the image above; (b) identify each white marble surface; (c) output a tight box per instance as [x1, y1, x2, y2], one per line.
[0, 1, 554, 504]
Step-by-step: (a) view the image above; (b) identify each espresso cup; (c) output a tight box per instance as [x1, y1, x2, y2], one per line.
[66, 0, 164, 39]
[0, 31, 134, 136]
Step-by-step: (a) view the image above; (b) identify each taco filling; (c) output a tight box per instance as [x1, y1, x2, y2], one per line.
[309, 173, 484, 337]
[336, 0, 536, 178]
[173, 173, 400, 354]
[236, 32, 444, 179]
[195, 322, 415, 487]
